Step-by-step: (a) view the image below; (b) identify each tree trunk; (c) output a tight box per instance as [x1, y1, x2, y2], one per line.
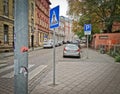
[107, 24, 112, 33]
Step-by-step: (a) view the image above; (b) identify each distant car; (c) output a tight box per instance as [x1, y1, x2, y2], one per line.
[58, 41, 63, 46]
[55, 40, 59, 47]
[81, 39, 86, 43]
[63, 41, 66, 44]
[43, 39, 54, 48]
[72, 40, 80, 48]
[63, 44, 81, 58]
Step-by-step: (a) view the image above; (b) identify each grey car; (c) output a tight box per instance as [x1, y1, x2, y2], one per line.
[43, 39, 54, 48]
[63, 44, 81, 58]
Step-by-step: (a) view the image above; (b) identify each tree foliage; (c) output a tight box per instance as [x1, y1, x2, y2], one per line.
[67, 0, 120, 33]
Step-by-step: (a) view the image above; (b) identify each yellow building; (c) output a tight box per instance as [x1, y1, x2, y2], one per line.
[0, 0, 35, 51]
[0, 0, 51, 52]
[0, 0, 14, 52]
[28, 0, 35, 48]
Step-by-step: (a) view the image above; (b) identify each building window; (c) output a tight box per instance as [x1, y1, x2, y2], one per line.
[31, 19, 34, 32]
[31, 3, 34, 16]
[4, 24, 9, 43]
[40, 32, 42, 42]
[13, 0, 14, 17]
[3, 0, 9, 16]
[12, 26, 14, 47]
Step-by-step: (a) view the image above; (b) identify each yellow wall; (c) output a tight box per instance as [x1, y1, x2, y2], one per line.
[0, 0, 14, 48]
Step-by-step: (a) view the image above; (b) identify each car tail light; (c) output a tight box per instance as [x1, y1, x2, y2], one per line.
[77, 48, 80, 52]
[64, 47, 67, 51]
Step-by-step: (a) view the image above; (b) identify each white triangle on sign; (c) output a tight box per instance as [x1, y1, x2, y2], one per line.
[51, 11, 58, 25]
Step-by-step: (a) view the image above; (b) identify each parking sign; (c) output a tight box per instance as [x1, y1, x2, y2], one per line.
[84, 24, 92, 35]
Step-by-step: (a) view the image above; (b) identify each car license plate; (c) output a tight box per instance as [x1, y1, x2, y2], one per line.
[69, 50, 74, 53]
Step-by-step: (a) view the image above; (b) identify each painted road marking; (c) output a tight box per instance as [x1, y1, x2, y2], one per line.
[0, 64, 7, 67]
[0, 65, 13, 74]
[1, 64, 34, 78]
[29, 65, 47, 80]
[1, 64, 47, 80]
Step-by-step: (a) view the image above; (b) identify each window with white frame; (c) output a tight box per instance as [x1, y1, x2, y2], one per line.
[4, 24, 9, 43]
[3, 0, 9, 16]
[31, 2, 34, 16]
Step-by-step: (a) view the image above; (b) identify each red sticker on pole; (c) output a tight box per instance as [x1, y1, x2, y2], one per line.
[21, 46, 28, 52]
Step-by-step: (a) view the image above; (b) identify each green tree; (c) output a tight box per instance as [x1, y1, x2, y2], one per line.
[67, 0, 120, 33]
[75, 30, 84, 39]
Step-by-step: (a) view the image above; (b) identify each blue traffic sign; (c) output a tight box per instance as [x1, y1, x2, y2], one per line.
[84, 24, 92, 35]
[50, 5, 60, 29]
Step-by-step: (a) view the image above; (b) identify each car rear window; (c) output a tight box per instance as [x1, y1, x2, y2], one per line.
[66, 44, 79, 49]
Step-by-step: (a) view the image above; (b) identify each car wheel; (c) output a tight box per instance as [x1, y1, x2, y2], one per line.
[78, 54, 81, 58]
[63, 55, 65, 58]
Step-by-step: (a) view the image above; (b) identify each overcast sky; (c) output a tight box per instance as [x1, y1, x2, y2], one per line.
[50, 0, 68, 17]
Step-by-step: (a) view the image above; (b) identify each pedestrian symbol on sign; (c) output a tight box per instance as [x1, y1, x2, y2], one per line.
[50, 5, 59, 29]
[51, 11, 58, 25]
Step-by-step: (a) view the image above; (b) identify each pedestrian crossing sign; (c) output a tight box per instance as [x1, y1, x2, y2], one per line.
[50, 5, 59, 29]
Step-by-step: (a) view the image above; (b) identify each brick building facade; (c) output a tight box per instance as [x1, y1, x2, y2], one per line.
[34, 0, 51, 46]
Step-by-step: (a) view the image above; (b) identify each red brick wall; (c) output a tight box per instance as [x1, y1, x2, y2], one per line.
[112, 22, 120, 32]
[92, 33, 120, 50]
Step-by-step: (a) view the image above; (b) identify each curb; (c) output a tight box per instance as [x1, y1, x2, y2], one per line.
[0, 47, 43, 58]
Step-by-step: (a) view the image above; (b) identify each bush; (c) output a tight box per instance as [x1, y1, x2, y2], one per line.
[108, 51, 117, 57]
[115, 55, 120, 62]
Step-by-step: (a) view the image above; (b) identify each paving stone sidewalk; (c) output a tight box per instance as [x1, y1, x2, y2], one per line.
[31, 48, 120, 94]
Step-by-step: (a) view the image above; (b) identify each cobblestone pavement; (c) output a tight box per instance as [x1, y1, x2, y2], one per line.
[31, 48, 120, 94]
[1, 48, 120, 94]
[0, 47, 49, 94]
[0, 63, 50, 94]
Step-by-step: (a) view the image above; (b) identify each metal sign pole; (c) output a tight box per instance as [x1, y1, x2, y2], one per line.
[50, 5, 59, 86]
[87, 35, 89, 59]
[84, 24, 91, 59]
[53, 28, 56, 85]
[14, 0, 28, 94]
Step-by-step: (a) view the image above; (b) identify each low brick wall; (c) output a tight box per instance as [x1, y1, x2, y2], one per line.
[92, 33, 120, 51]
